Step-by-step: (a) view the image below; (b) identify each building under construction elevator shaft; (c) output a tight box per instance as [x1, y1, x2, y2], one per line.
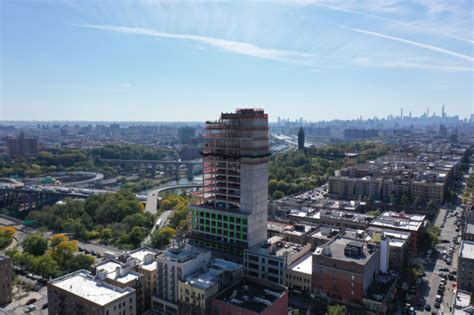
[189, 108, 270, 261]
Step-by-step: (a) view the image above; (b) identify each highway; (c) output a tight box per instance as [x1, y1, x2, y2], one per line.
[142, 210, 174, 246]
[144, 182, 202, 214]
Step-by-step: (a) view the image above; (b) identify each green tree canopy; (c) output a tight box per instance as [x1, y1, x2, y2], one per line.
[23, 234, 48, 256]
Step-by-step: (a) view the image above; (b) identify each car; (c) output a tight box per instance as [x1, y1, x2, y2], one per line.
[436, 295, 442, 302]
[442, 240, 450, 243]
[25, 298, 36, 305]
[416, 278, 422, 285]
[440, 267, 450, 272]
[23, 305, 36, 313]
[425, 304, 432, 311]
[417, 299, 424, 307]
[434, 301, 441, 308]
[90, 250, 97, 256]
[451, 270, 458, 275]
[448, 274, 456, 280]
[32, 283, 42, 291]
[41, 303, 48, 310]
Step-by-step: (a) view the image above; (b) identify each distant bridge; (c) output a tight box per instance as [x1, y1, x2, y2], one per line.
[0, 187, 90, 216]
[101, 159, 201, 181]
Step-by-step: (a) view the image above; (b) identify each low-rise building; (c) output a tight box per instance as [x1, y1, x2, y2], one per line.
[153, 242, 211, 314]
[48, 269, 136, 315]
[243, 236, 312, 285]
[369, 211, 426, 255]
[0, 255, 12, 305]
[459, 241, 474, 293]
[312, 236, 383, 308]
[126, 248, 159, 310]
[95, 260, 145, 313]
[178, 259, 242, 315]
[285, 252, 312, 294]
[453, 290, 473, 315]
[210, 277, 288, 315]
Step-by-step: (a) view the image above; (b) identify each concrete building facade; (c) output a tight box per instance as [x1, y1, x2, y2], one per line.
[0, 255, 12, 306]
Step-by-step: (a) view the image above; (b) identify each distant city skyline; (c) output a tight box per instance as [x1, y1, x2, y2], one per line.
[1, 0, 473, 121]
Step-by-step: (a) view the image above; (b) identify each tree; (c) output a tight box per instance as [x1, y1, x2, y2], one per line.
[0, 226, 16, 238]
[23, 234, 48, 256]
[327, 304, 346, 315]
[128, 226, 145, 249]
[272, 191, 285, 200]
[151, 227, 176, 249]
[64, 254, 94, 273]
[31, 253, 59, 278]
[423, 224, 441, 248]
[100, 228, 113, 243]
[413, 197, 422, 208]
[400, 194, 409, 204]
[428, 199, 437, 210]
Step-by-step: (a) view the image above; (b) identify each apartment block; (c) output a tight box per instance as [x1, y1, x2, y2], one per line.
[48, 270, 136, 315]
[369, 211, 426, 255]
[312, 237, 381, 306]
[177, 259, 242, 315]
[458, 241, 474, 293]
[153, 243, 211, 314]
[243, 236, 311, 285]
[0, 255, 12, 305]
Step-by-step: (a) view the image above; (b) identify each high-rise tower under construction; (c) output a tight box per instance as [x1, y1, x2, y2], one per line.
[189, 108, 270, 260]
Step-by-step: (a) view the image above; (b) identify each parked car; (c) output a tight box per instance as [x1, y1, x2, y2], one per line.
[41, 303, 48, 310]
[425, 304, 431, 311]
[23, 305, 36, 313]
[25, 298, 36, 305]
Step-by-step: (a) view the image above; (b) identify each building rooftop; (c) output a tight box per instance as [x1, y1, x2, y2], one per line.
[96, 261, 140, 284]
[320, 209, 374, 223]
[212, 277, 286, 313]
[455, 290, 472, 309]
[50, 270, 134, 306]
[370, 212, 425, 232]
[128, 247, 158, 271]
[460, 241, 474, 260]
[314, 236, 379, 265]
[289, 252, 312, 275]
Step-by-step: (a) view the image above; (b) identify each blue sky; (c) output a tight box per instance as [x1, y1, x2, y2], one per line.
[1, 0, 473, 121]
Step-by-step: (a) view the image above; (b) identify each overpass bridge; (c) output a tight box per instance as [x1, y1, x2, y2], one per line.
[101, 159, 201, 181]
[0, 187, 91, 216]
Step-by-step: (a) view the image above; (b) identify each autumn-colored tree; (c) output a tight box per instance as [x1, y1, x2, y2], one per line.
[0, 226, 16, 238]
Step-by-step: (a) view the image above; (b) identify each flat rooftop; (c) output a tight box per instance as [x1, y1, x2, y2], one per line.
[96, 261, 139, 284]
[455, 290, 472, 309]
[50, 270, 134, 306]
[370, 212, 425, 232]
[129, 248, 158, 271]
[289, 252, 312, 275]
[461, 241, 474, 260]
[213, 278, 286, 313]
[315, 237, 378, 264]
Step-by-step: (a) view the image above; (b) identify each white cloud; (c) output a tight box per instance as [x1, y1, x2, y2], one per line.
[78, 24, 314, 64]
[354, 57, 473, 72]
[348, 27, 474, 63]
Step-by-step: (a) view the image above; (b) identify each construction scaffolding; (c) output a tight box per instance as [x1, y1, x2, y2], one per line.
[200, 108, 270, 210]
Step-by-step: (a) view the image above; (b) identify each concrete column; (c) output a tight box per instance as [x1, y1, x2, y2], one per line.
[175, 164, 180, 181]
[187, 165, 194, 181]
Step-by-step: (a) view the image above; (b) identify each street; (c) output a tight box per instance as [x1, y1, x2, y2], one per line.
[415, 206, 462, 314]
